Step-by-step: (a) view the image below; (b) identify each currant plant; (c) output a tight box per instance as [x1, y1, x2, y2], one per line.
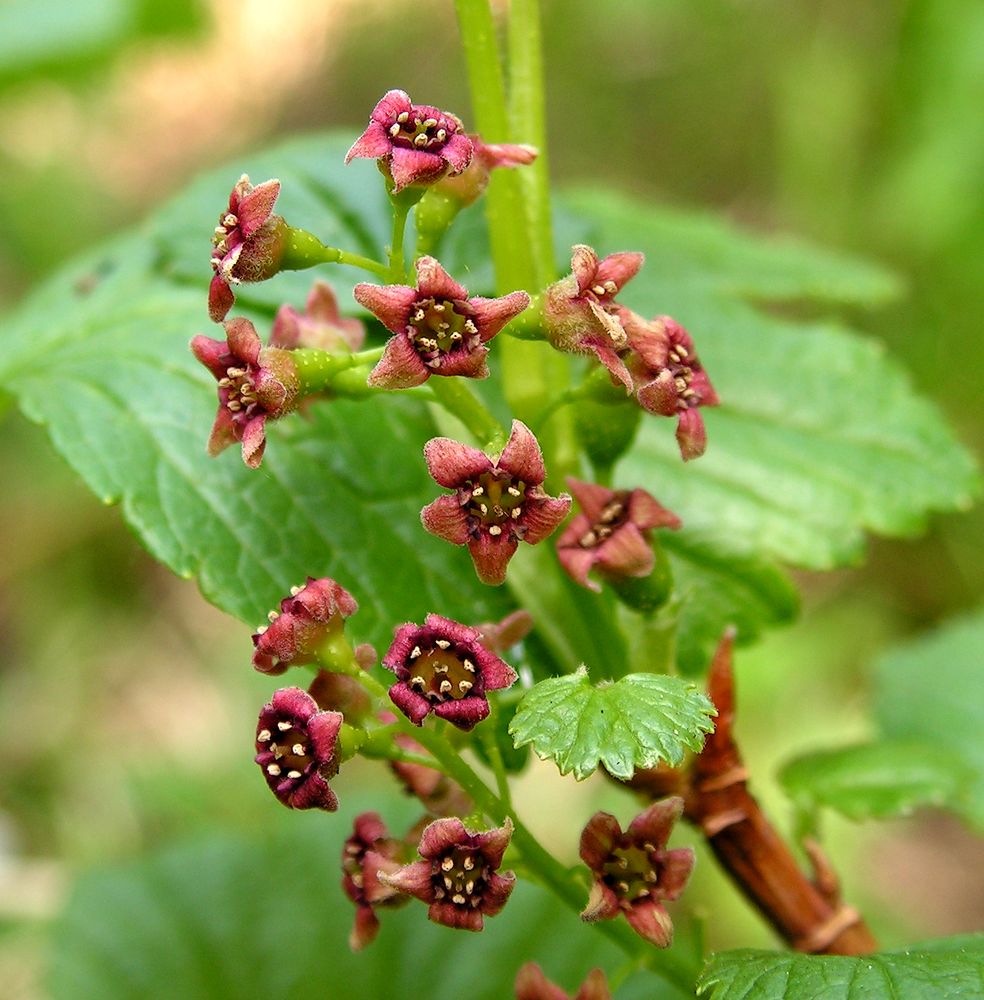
[6, 2, 983, 998]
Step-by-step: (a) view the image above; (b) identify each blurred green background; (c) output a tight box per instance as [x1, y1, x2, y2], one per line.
[1, 0, 981, 996]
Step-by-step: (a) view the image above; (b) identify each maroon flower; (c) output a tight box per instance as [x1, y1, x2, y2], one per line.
[382, 613, 517, 730]
[251, 576, 359, 675]
[475, 609, 535, 656]
[542, 245, 645, 391]
[209, 175, 289, 322]
[380, 817, 516, 931]
[254, 687, 343, 810]
[345, 89, 474, 192]
[270, 280, 366, 352]
[515, 964, 612, 1000]
[354, 257, 529, 389]
[556, 479, 681, 592]
[190, 317, 300, 468]
[341, 812, 409, 950]
[421, 420, 572, 586]
[390, 728, 473, 816]
[308, 668, 374, 726]
[626, 315, 719, 461]
[579, 798, 695, 947]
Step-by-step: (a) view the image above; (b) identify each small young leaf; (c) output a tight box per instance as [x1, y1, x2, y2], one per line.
[874, 610, 984, 829]
[509, 667, 716, 781]
[778, 740, 972, 822]
[696, 936, 984, 999]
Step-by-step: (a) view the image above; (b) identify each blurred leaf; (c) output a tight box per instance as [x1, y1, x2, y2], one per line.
[874, 610, 984, 829]
[696, 935, 984, 999]
[48, 818, 688, 1000]
[778, 740, 972, 823]
[509, 667, 715, 781]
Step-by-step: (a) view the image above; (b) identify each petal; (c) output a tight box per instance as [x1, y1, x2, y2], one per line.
[370, 89, 413, 124]
[289, 772, 338, 811]
[433, 695, 489, 731]
[240, 415, 267, 469]
[208, 273, 235, 323]
[520, 494, 572, 545]
[382, 622, 425, 673]
[190, 334, 229, 379]
[269, 304, 301, 348]
[636, 370, 679, 416]
[428, 900, 483, 931]
[367, 334, 430, 389]
[596, 523, 654, 579]
[306, 709, 343, 762]
[345, 122, 394, 163]
[468, 534, 518, 586]
[469, 290, 531, 342]
[389, 682, 432, 726]
[556, 543, 600, 592]
[480, 870, 516, 916]
[626, 317, 670, 369]
[584, 339, 633, 393]
[352, 811, 388, 846]
[349, 905, 380, 951]
[515, 964, 568, 1000]
[626, 797, 684, 849]
[657, 847, 695, 902]
[580, 879, 620, 922]
[441, 132, 474, 173]
[420, 495, 471, 545]
[380, 860, 434, 902]
[576, 969, 613, 1000]
[595, 251, 644, 292]
[205, 407, 238, 458]
[623, 899, 674, 948]
[269, 686, 319, 721]
[414, 255, 468, 302]
[565, 478, 618, 523]
[417, 816, 468, 858]
[306, 280, 342, 320]
[223, 317, 262, 364]
[579, 811, 622, 869]
[353, 281, 416, 334]
[389, 147, 446, 191]
[429, 346, 489, 380]
[691, 368, 719, 407]
[570, 245, 601, 294]
[423, 436, 491, 488]
[471, 820, 513, 870]
[422, 613, 482, 647]
[626, 489, 681, 531]
[471, 646, 517, 692]
[237, 179, 280, 238]
[497, 420, 545, 484]
[676, 408, 707, 460]
[477, 142, 538, 170]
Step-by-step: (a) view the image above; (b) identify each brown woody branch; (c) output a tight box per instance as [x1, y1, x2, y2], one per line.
[626, 631, 878, 955]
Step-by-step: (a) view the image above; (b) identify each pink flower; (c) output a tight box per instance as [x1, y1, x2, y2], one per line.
[251, 577, 359, 675]
[382, 613, 517, 730]
[341, 812, 409, 950]
[515, 964, 612, 1000]
[270, 280, 366, 352]
[209, 175, 289, 322]
[190, 317, 300, 468]
[579, 798, 695, 948]
[435, 135, 538, 208]
[345, 89, 473, 192]
[354, 257, 529, 389]
[308, 668, 374, 726]
[556, 479, 681, 592]
[475, 609, 535, 656]
[421, 421, 572, 586]
[543, 245, 645, 391]
[626, 315, 719, 460]
[254, 687, 343, 810]
[380, 817, 516, 931]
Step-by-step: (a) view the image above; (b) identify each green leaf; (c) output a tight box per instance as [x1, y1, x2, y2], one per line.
[874, 610, 984, 829]
[778, 740, 972, 823]
[48, 817, 688, 1000]
[509, 667, 716, 780]
[696, 936, 984, 999]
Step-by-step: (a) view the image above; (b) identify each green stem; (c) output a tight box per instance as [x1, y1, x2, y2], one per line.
[290, 347, 384, 396]
[428, 377, 505, 448]
[480, 702, 512, 808]
[335, 249, 391, 279]
[387, 187, 425, 282]
[282, 227, 390, 279]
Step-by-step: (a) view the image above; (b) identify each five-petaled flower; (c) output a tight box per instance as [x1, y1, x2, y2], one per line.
[542, 245, 645, 391]
[514, 964, 612, 1000]
[421, 420, 571, 585]
[382, 613, 517, 730]
[190, 317, 300, 468]
[354, 257, 529, 389]
[345, 90, 473, 192]
[271, 280, 366, 353]
[209, 175, 289, 322]
[556, 479, 681, 592]
[251, 576, 359, 675]
[255, 687, 343, 810]
[625, 315, 719, 460]
[579, 797, 695, 947]
[341, 812, 409, 950]
[380, 817, 516, 931]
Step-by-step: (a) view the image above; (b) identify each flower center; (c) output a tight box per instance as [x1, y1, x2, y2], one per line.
[667, 342, 699, 408]
[602, 844, 661, 903]
[257, 717, 313, 783]
[387, 110, 454, 150]
[587, 278, 619, 302]
[432, 847, 488, 909]
[409, 298, 478, 367]
[211, 212, 239, 258]
[578, 493, 630, 548]
[218, 366, 258, 415]
[465, 471, 527, 538]
[406, 639, 478, 702]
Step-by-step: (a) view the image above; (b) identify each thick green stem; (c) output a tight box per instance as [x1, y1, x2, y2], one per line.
[282, 227, 390, 279]
[428, 377, 505, 449]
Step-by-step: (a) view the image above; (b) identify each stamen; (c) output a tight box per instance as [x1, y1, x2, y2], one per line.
[255, 625, 268, 635]
[439, 679, 453, 695]
[603, 280, 618, 294]
[414, 134, 428, 147]
[410, 646, 422, 659]
[435, 639, 451, 650]
[389, 123, 401, 136]
[397, 111, 409, 123]
[267, 610, 279, 622]
[436, 129, 447, 141]
[458, 680, 473, 693]
[286, 770, 302, 779]
[441, 857, 455, 871]
[277, 721, 292, 731]
[471, 486, 484, 497]
[488, 525, 502, 536]
[676, 344, 689, 358]
[452, 893, 466, 905]
[462, 856, 475, 870]
[266, 764, 281, 776]
[423, 118, 438, 129]
[410, 676, 425, 690]
[257, 729, 271, 742]
[465, 880, 475, 894]
[291, 743, 305, 755]
[507, 486, 521, 497]
[463, 660, 476, 673]
[591, 284, 607, 296]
